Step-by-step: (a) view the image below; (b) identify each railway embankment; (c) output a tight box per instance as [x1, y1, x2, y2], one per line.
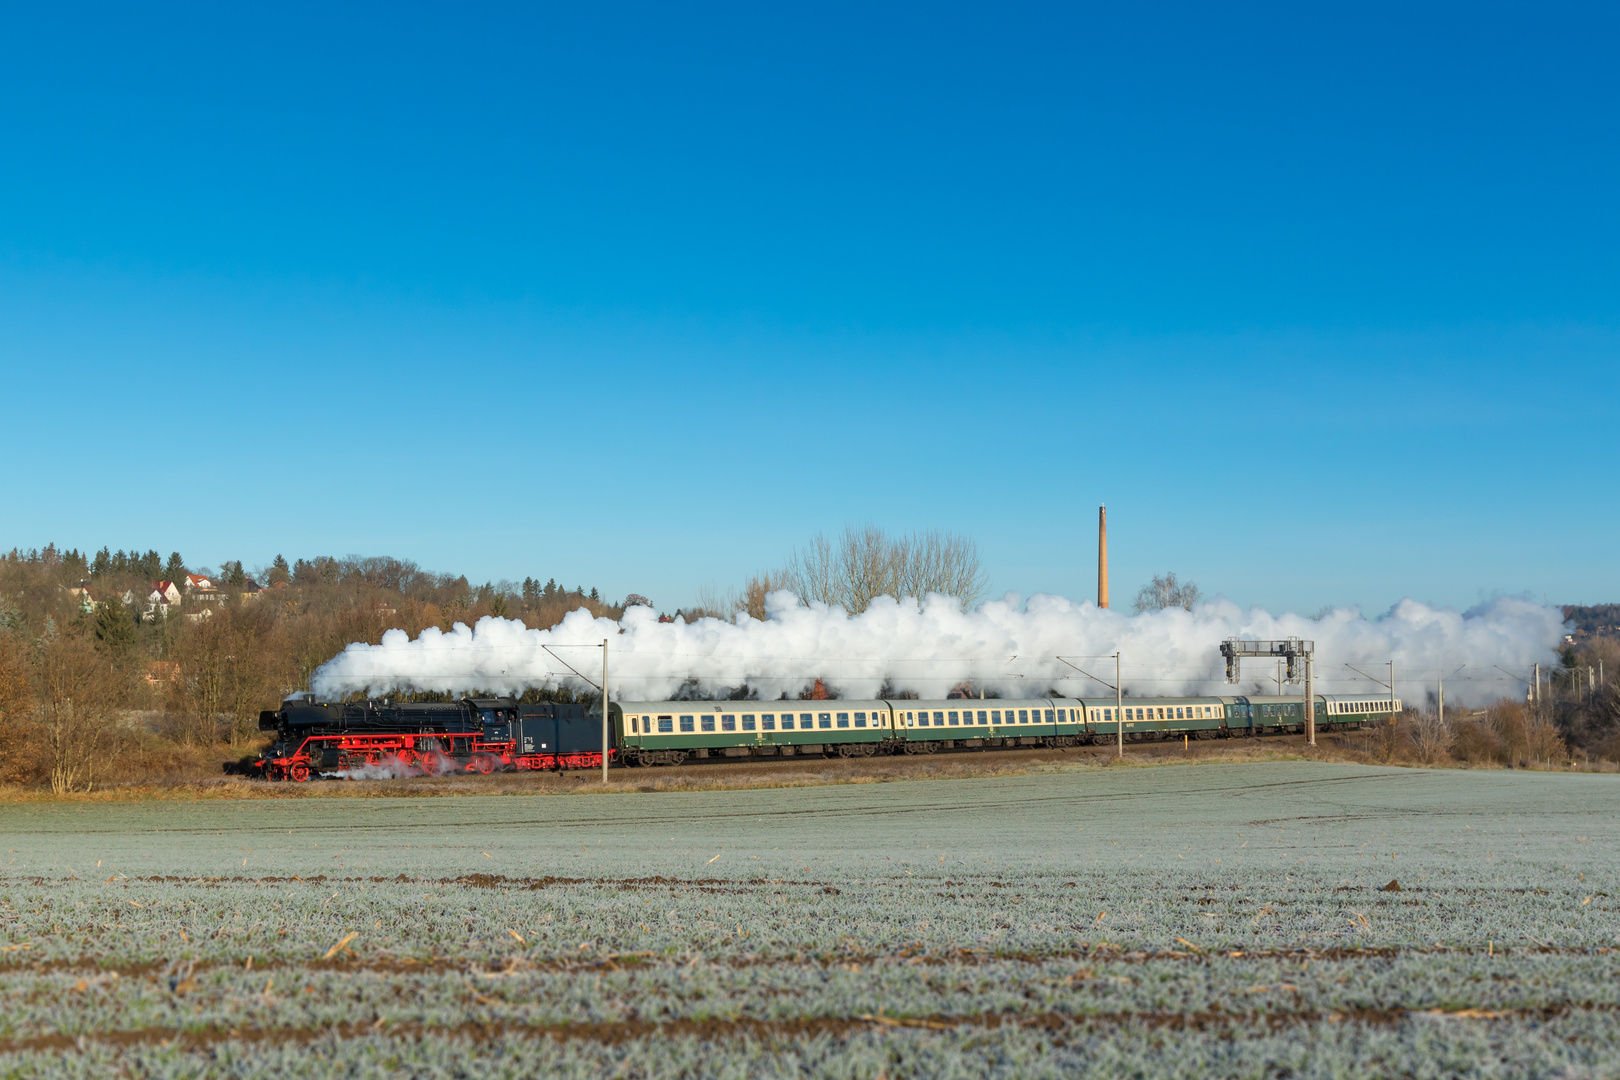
[0, 731, 1613, 803]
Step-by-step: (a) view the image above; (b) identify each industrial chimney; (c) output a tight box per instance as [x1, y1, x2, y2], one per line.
[1097, 505, 1109, 609]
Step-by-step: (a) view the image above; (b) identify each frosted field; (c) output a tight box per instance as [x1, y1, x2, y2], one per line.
[0, 762, 1617, 1078]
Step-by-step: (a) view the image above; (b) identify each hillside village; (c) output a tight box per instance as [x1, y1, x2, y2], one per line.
[68, 572, 271, 624]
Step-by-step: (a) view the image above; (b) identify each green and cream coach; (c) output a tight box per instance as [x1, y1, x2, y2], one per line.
[610, 694, 1397, 766]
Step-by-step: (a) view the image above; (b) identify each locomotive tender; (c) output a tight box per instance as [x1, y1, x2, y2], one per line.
[251, 691, 1399, 779]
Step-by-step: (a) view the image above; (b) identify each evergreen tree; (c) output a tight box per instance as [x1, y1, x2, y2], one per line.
[137, 550, 162, 580]
[522, 577, 538, 602]
[268, 555, 291, 585]
[589, 586, 599, 602]
[91, 548, 111, 578]
[163, 552, 185, 583]
[225, 561, 246, 587]
[543, 578, 557, 600]
[93, 594, 138, 657]
[111, 550, 130, 575]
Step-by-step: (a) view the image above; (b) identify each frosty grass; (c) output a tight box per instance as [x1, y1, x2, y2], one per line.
[0, 761, 1615, 1078]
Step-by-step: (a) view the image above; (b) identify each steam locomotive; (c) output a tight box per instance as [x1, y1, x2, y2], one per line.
[248, 690, 1395, 779]
[251, 696, 608, 780]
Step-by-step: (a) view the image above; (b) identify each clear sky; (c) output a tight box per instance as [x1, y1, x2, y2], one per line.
[2, 3, 1616, 616]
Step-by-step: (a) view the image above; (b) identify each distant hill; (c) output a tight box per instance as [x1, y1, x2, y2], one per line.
[1563, 604, 1620, 637]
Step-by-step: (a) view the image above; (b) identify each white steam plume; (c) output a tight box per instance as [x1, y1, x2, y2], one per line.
[309, 592, 1564, 708]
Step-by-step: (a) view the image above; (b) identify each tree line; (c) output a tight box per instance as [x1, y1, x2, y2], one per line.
[0, 545, 629, 791]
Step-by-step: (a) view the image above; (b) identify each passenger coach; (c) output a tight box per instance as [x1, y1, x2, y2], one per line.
[612, 693, 1398, 764]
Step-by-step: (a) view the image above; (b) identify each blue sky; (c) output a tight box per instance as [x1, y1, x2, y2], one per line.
[2, 2, 1616, 615]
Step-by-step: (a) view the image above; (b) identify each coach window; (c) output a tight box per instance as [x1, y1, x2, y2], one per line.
[659, 716, 674, 733]
[780, 714, 794, 730]
[700, 715, 716, 732]
[854, 712, 867, 728]
[931, 711, 943, 726]
[679, 715, 695, 733]
[906, 711, 916, 727]
[722, 714, 736, 732]
[988, 710, 999, 723]
[947, 711, 958, 725]
[836, 712, 850, 728]
[762, 713, 776, 730]
[742, 714, 756, 731]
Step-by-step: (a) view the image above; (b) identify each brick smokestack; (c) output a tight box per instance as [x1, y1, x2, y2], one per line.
[1098, 505, 1109, 609]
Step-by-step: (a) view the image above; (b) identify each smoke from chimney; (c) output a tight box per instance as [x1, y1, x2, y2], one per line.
[310, 591, 1562, 708]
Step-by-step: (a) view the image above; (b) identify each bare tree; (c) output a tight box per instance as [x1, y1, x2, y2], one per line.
[0, 630, 37, 783]
[741, 570, 794, 621]
[899, 529, 986, 605]
[786, 533, 842, 608]
[782, 526, 987, 614]
[1408, 710, 1450, 764]
[33, 622, 118, 794]
[166, 604, 282, 746]
[1132, 572, 1202, 613]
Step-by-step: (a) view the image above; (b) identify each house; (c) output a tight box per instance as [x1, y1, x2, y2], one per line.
[184, 573, 222, 620]
[66, 581, 96, 613]
[239, 578, 265, 601]
[141, 581, 182, 620]
[145, 661, 180, 688]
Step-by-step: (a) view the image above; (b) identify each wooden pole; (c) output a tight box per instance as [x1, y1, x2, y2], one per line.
[1115, 652, 1123, 759]
[601, 639, 609, 783]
